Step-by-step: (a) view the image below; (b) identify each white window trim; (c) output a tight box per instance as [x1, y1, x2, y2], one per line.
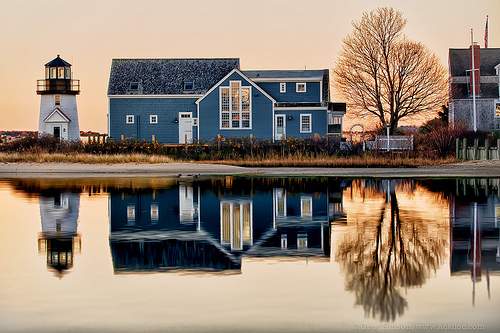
[150, 115, 158, 124]
[219, 81, 252, 130]
[300, 114, 312, 133]
[296, 82, 307, 93]
[126, 115, 134, 124]
[280, 82, 286, 93]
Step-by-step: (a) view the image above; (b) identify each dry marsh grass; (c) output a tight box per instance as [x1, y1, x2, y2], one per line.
[0, 152, 173, 164]
[0, 152, 453, 167]
[207, 154, 453, 168]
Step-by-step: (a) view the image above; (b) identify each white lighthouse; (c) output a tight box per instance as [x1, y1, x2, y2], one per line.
[37, 55, 80, 141]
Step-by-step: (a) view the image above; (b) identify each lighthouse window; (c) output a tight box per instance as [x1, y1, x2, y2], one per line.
[65, 67, 71, 79]
[50, 68, 57, 79]
[55, 95, 61, 106]
[58, 67, 64, 79]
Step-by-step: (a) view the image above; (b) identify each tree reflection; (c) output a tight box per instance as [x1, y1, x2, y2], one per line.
[335, 181, 448, 321]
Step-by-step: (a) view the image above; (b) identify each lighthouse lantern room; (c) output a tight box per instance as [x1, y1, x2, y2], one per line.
[37, 55, 80, 141]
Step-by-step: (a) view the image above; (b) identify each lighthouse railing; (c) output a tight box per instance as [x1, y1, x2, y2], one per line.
[37, 79, 80, 93]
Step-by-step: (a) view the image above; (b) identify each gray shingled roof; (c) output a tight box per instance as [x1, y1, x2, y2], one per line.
[107, 58, 240, 95]
[243, 70, 325, 79]
[449, 48, 500, 76]
[449, 48, 500, 99]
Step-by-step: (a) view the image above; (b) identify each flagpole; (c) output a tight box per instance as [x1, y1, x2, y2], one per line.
[471, 29, 477, 132]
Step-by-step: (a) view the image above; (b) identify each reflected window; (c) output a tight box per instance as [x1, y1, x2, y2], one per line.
[301, 196, 312, 217]
[58, 67, 64, 79]
[496, 103, 500, 118]
[151, 203, 159, 223]
[274, 188, 287, 218]
[127, 205, 135, 224]
[296, 82, 306, 92]
[179, 185, 196, 222]
[281, 234, 288, 249]
[297, 233, 308, 250]
[220, 200, 253, 250]
[55, 95, 61, 106]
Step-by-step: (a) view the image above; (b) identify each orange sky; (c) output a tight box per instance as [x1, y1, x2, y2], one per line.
[0, 0, 498, 133]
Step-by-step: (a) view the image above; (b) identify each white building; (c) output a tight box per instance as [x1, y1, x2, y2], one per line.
[37, 55, 80, 141]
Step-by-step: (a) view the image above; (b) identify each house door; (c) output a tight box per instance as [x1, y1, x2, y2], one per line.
[275, 115, 286, 141]
[53, 126, 61, 139]
[178, 112, 193, 144]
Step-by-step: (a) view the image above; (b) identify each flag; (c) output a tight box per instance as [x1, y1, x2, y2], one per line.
[484, 15, 489, 48]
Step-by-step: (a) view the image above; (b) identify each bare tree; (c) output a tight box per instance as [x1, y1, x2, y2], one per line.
[333, 7, 448, 134]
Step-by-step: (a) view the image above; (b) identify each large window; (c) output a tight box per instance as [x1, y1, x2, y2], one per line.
[300, 114, 312, 133]
[220, 81, 251, 129]
[220, 200, 253, 250]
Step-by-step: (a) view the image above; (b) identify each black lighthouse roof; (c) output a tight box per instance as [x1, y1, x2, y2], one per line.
[45, 55, 71, 67]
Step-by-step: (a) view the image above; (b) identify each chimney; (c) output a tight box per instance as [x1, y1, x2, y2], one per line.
[469, 42, 481, 96]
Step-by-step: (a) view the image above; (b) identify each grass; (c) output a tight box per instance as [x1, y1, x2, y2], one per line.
[208, 153, 455, 168]
[0, 152, 174, 164]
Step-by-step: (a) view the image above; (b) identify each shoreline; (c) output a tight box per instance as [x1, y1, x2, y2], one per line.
[1, 160, 500, 178]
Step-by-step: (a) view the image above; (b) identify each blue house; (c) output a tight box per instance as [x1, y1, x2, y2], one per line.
[107, 58, 346, 143]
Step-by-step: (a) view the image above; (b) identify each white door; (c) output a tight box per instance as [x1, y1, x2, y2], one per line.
[275, 114, 286, 141]
[178, 112, 193, 143]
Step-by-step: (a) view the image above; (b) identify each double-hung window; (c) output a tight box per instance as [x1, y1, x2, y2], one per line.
[220, 81, 251, 129]
[300, 114, 312, 133]
[280, 83, 286, 93]
[126, 115, 134, 124]
[150, 115, 158, 124]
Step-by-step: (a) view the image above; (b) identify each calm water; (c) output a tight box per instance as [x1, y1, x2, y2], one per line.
[0, 176, 499, 332]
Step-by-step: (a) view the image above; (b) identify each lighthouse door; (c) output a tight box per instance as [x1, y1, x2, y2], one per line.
[53, 126, 61, 139]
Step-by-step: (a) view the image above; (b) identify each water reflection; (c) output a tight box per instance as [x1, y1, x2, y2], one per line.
[336, 180, 449, 321]
[451, 179, 500, 305]
[38, 190, 81, 277]
[3, 176, 499, 325]
[108, 177, 347, 274]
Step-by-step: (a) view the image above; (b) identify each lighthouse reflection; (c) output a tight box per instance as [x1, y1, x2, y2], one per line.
[109, 177, 345, 274]
[38, 191, 81, 277]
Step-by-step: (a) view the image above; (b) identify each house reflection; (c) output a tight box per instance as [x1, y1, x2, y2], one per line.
[38, 191, 81, 278]
[450, 179, 500, 305]
[108, 177, 347, 274]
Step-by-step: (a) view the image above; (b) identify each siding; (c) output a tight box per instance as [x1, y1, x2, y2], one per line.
[275, 109, 327, 138]
[109, 97, 198, 142]
[255, 82, 322, 103]
[198, 71, 274, 140]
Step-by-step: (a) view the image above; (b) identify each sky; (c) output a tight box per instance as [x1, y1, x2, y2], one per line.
[0, 0, 499, 133]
